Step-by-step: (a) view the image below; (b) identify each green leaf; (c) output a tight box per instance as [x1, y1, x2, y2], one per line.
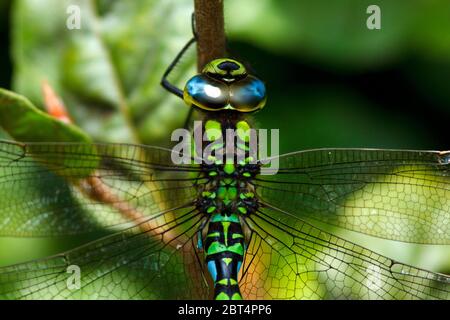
[0, 88, 91, 143]
[12, 0, 195, 146]
[0, 89, 98, 177]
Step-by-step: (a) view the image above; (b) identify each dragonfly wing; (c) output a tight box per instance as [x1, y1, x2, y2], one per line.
[256, 149, 450, 244]
[0, 205, 211, 299]
[240, 205, 450, 299]
[0, 140, 201, 236]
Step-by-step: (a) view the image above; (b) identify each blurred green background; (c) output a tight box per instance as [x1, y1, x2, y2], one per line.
[0, 0, 449, 296]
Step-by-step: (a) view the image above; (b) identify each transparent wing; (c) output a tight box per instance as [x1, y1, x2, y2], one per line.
[240, 204, 450, 300]
[0, 140, 202, 236]
[257, 149, 450, 244]
[0, 205, 211, 299]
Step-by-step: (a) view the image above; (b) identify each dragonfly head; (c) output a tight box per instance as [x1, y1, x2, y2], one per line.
[183, 58, 267, 113]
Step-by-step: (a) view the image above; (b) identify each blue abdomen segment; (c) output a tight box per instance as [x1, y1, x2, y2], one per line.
[204, 213, 245, 300]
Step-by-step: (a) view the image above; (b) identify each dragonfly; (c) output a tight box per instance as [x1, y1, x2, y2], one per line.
[0, 28, 449, 300]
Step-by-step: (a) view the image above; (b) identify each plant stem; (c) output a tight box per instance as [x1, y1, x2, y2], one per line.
[194, 0, 226, 70]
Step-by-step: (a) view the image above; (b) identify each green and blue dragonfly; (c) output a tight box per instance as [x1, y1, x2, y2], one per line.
[0, 30, 449, 300]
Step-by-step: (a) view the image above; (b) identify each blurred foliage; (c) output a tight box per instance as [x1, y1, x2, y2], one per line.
[227, 0, 450, 69]
[0, 0, 448, 298]
[225, 0, 450, 154]
[9, 0, 195, 146]
[2, 0, 449, 151]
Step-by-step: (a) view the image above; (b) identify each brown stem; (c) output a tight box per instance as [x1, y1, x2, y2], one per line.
[194, 0, 226, 70]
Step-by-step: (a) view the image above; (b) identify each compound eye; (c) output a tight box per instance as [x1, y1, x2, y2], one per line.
[183, 75, 229, 111]
[229, 76, 266, 112]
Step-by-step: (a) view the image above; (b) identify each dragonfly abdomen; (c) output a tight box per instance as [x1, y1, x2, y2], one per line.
[200, 169, 257, 300]
[204, 212, 245, 300]
[196, 119, 259, 300]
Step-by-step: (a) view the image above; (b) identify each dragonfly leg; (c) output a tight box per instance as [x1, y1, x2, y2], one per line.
[196, 218, 208, 250]
[160, 37, 196, 98]
[191, 12, 198, 39]
[160, 14, 198, 99]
